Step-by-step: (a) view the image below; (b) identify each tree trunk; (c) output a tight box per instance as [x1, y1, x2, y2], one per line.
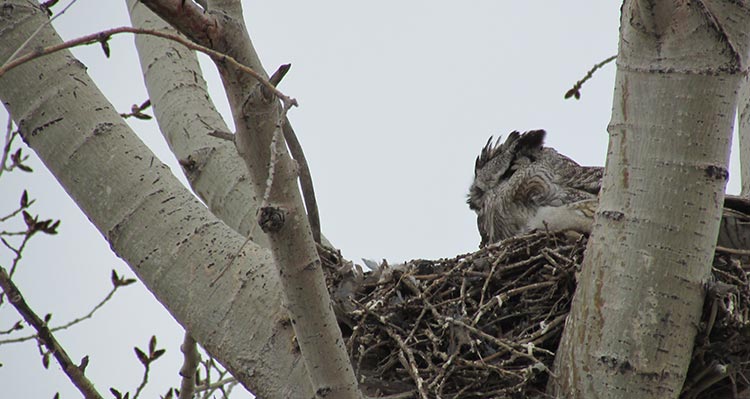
[552, 2, 750, 398]
[134, 1, 361, 396]
[0, 3, 312, 397]
[126, 0, 273, 247]
[739, 73, 750, 198]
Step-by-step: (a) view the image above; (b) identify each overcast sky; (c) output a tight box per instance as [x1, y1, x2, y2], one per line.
[0, 1, 743, 398]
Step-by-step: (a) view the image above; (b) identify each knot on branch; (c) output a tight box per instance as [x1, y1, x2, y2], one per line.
[258, 206, 285, 233]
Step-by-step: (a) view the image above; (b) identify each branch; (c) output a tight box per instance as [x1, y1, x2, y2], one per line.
[132, 336, 166, 399]
[0, 118, 17, 178]
[119, 99, 152, 120]
[282, 119, 321, 245]
[1, 0, 80, 68]
[0, 266, 104, 399]
[564, 54, 616, 100]
[136, 0, 215, 46]
[179, 333, 200, 399]
[0, 26, 297, 109]
[180, 2, 359, 395]
[0, 270, 135, 344]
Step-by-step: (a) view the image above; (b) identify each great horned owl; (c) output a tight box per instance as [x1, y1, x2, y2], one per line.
[468, 130, 603, 246]
[468, 129, 750, 250]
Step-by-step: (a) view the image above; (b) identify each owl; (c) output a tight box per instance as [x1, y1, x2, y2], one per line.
[468, 129, 750, 250]
[468, 130, 602, 246]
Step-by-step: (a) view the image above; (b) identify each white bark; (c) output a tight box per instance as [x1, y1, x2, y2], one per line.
[739, 73, 750, 197]
[197, 2, 361, 396]
[126, 0, 271, 247]
[0, 3, 312, 397]
[553, 2, 750, 398]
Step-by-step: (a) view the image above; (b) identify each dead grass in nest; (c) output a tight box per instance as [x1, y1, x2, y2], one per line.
[319, 233, 750, 399]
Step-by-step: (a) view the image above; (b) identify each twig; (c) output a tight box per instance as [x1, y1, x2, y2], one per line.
[132, 336, 165, 399]
[260, 125, 285, 210]
[0, 266, 103, 399]
[0, 117, 16, 178]
[132, 363, 150, 399]
[385, 327, 429, 399]
[265, 63, 321, 244]
[564, 54, 617, 100]
[3, 234, 32, 278]
[119, 99, 152, 120]
[682, 364, 729, 399]
[0, 320, 22, 335]
[0, 26, 297, 110]
[282, 117, 321, 244]
[1, 0, 80, 68]
[195, 377, 237, 393]
[715, 245, 750, 256]
[179, 333, 200, 399]
[0, 280, 127, 344]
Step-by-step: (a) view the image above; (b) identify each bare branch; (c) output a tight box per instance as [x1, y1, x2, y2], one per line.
[282, 119, 321, 244]
[1, 0, 80, 68]
[179, 333, 200, 399]
[0, 266, 104, 399]
[0, 271, 134, 345]
[119, 99, 152, 120]
[132, 336, 166, 399]
[0, 26, 297, 109]
[564, 54, 616, 100]
[0, 118, 14, 177]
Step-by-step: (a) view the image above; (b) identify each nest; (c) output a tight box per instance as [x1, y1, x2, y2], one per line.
[319, 233, 750, 399]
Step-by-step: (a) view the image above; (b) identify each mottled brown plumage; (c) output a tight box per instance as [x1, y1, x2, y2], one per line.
[468, 130, 602, 246]
[468, 130, 750, 250]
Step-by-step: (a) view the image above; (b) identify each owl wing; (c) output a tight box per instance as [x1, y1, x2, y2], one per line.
[537, 148, 603, 195]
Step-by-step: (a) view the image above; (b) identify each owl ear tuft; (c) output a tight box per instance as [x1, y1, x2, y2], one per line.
[517, 130, 546, 152]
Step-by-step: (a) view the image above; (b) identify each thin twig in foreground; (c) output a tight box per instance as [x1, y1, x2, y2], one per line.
[564, 54, 617, 100]
[0, 26, 297, 110]
[0, 266, 103, 399]
[0, 282, 125, 344]
[1, 0, 80, 68]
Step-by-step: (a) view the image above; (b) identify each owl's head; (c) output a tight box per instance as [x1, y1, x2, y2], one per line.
[467, 129, 546, 211]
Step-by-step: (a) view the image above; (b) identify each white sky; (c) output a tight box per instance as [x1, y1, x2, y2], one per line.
[0, 1, 743, 398]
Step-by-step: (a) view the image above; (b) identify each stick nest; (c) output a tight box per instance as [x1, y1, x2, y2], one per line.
[319, 233, 750, 399]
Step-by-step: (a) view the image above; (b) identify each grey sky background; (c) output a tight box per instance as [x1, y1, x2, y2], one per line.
[0, 1, 742, 398]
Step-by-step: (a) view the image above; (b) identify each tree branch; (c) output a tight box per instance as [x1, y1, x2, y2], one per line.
[0, 266, 104, 399]
[178, 333, 200, 399]
[1, 3, 311, 396]
[147, 1, 359, 395]
[0, 26, 296, 109]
